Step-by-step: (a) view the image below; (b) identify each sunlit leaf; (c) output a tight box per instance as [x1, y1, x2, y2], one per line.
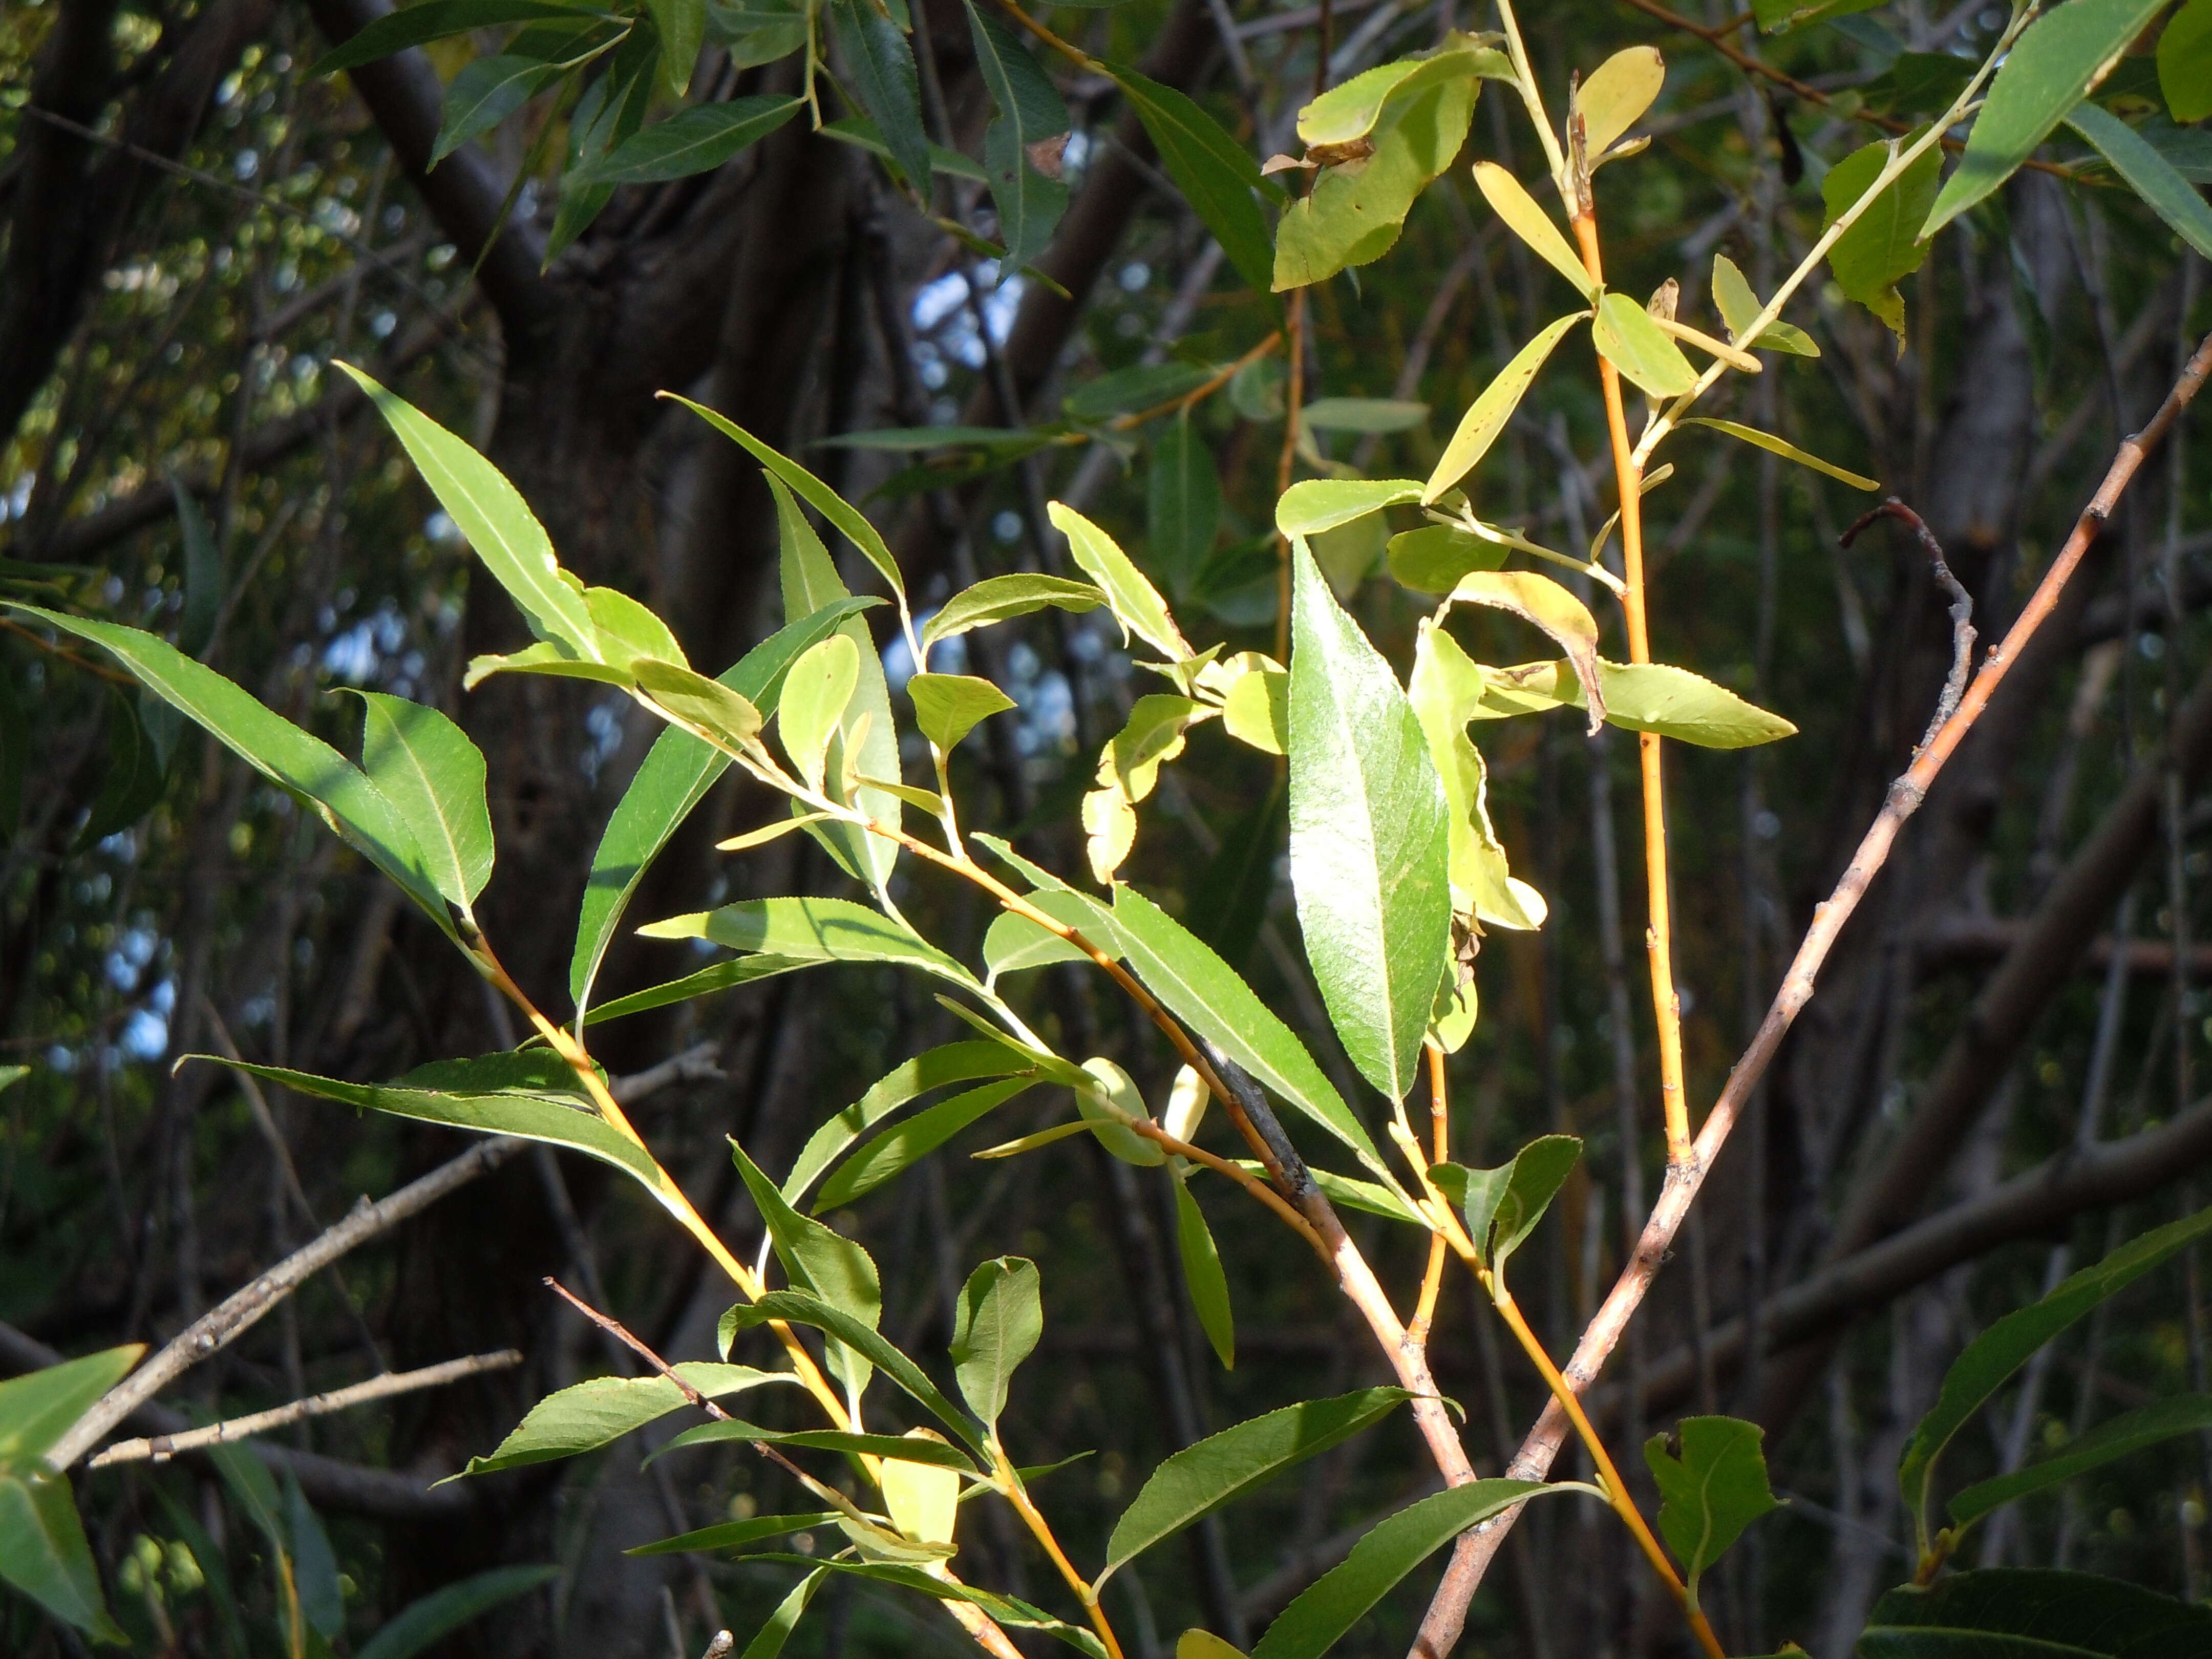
[1423, 313, 1586, 502]
[1443, 571, 1605, 730]
[450, 1365, 798, 1478]
[1682, 418, 1878, 490]
[349, 692, 495, 913]
[639, 897, 979, 989]
[815, 1077, 1039, 1208]
[1469, 163, 1594, 299]
[1432, 1134, 1581, 1273]
[1172, 1173, 1235, 1369]
[1577, 46, 1665, 158]
[909, 673, 1016, 754]
[719, 1291, 986, 1453]
[1591, 291, 1695, 397]
[950, 1256, 1043, 1427]
[1274, 76, 1477, 289]
[922, 575, 1102, 649]
[1050, 501, 1193, 661]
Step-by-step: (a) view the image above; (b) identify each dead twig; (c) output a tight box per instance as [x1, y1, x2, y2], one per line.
[87, 1351, 521, 1467]
[1841, 498, 1976, 751]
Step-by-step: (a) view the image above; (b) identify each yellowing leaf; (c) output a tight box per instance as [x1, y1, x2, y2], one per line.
[1423, 312, 1586, 503]
[1577, 46, 1664, 159]
[1591, 292, 1696, 397]
[1469, 162, 1595, 298]
[1443, 571, 1605, 730]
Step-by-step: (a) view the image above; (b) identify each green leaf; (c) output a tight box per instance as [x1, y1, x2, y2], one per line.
[1923, 0, 2172, 239]
[1184, 775, 1285, 972]
[2062, 101, 2212, 261]
[828, 0, 931, 198]
[1066, 361, 1217, 423]
[6, 605, 446, 930]
[909, 673, 1015, 753]
[634, 659, 766, 751]
[1293, 38, 1512, 146]
[923, 575, 1102, 650]
[1434, 1133, 1581, 1273]
[814, 1077, 1037, 1208]
[1180, 1633, 1247, 1659]
[1075, 1055, 1166, 1168]
[1681, 418, 1878, 490]
[733, 1568, 827, 1659]
[1386, 525, 1507, 593]
[1110, 67, 1278, 301]
[1473, 659, 1796, 749]
[1300, 398, 1429, 435]
[0, 1471, 125, 1642]
[586, 585, 686, 669]
[643, 0, 703, 95]
[74, 692, 169, 849]
[1250, 1481, 1563, 1659]
[573, 95, 803, 183]
[1591, 291, 1696, 398]
[349, 693, 494, 915]
[1577, 45, 1665, 158]
[649, 1419, 980, 1470]
[639, 896, 977, 990]
[584, 954, 816, 1025]
[1408, 623, 1542, 936]
[667, 396, 906, 602]
[967, 3, 1070, 266]
[452, 1364, 795, 1478]
[1469, 163, 1594, 299]
[282, 1473, 345, 1638]
[0, 1346, 142, 1471]
[950, 1256, 1043, 1427]
[313, 0, 592, 74]
[775, 635, 859, 792]
[432, 53, 560, 161]
[1642, 1416, 1779, 1604]
[1150, 411, 1221, 602]
[1049, 501, 1193, 661]
[785, 1043, 1027, 1203]
[1171, 1173, 1235, 1369]
[1099, 1388, 1412, 1583]
[720, 1290, 986, 1454]
[730, 1139, 882, 1393]
[1899, 1202, 2212, 1551]
[353, 1566, 561, 1659]
[1220, 659, 1288, 755]
[1709, 254, 1820, 357]
[1948, 1394, 2212, 1533]
[1275, 479, 1423, 539]
[1110, 882, 1389, 1173]
[1422, 313, 1586, 503]
[626, 1512, 842, 1556]
[819, 118, 990, 189]
[339, 366, 598, 661]
[1857, 1568, 2212, 1658]
[545, 32, 657, 257]
[1824, 138, 1941, 343]
[2162, 0, 2212, 121]
[1286, 541, 1450, 1102]
[1444, 571, 1605, 731]
[983, 890, 1108, 983]
[171, 476, 223, 657]
[1274, 75, 1478, 289]
[735, 1558, 1104, 1655]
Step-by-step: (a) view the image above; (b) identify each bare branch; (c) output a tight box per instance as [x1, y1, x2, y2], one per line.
[86, 1350, 522, 1467]
[47, 1133, 527, 1470]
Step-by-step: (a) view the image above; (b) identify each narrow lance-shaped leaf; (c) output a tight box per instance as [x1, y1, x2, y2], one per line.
[1148, 411, 1221, 603]
[639, 896, 979, 991]
[1921, 0, 2171, 239]
[643, 0, 703, 96]
[0, 1346, 144, 1469]
[1109, 67, 1279, 304]
[624, 1512, 841, 1557]
[568, 597, 876, 1011]
[966, 1, 1069, 268]
[448, 1365, 800, 1478]
[720, 1290, 987, 1455]
[2063, 101, 2212, 262]
[1470, 162, 1594, 298]
[813, 1077, 1038, 1209]
[647, 1419, 979, 1471]
[573, 95, 804, 184]
[349, 693, 495, 916]
[950, 1256, 1043, 1428]
[828, 0, 932, 197]
[1171, 1173, 1235, 1369]
[1947, 1394, 2212, 1534]
[1424, 312, 1586, 503]
[438, 54, 564, 164]
[730, 1140, 882, 1345]
[784, 1043, 1027, 1204]
[1473, 659, 1797, 750]
[0, 1471, 127, 1643]
[1286, 540, 1450, 1102]
[1099, 1388, 1412, 1583]
[1049, 501, 1193, 661]
[5, 605, 446, 932]
[1642, 1416, 1779, 1607]
[311, 0, 591, 74]
[1898, 1202, 2212, 1552]
[1681, 418, 1878, 491]
[1860, 1569, 2212, 1659]
[339, 366, 599, 662]
[352, 1566, 563, 1659]
[1249, 1481, 1573, 1659]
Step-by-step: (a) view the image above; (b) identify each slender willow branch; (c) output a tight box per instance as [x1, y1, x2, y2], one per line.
[1409, 324, 2212, 1656]
[1408, 1044, 1451, 1345]
[87, 1351, 522, 1467]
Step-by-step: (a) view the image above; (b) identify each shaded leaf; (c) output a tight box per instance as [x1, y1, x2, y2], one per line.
[967, 3, 1070, 266]
[1150, 411, 1221, 602]
[1250, 1481, 1563, 1659]
[574, 94, 803, 183]
[431, 54, 561, 163]
[1100, 1389, 1413, 1583]
[2162, 0, 2212, 122]
[648, 1419, 979, 1471]
[1710, 254, 1820, 357]
[785, 1044, 1026, 1202]
[1949, 1395, 2212, 1532]
[814, 1077, 1038, 1208]
[1300, 397, 1428, 434]
[1643, 1416, 1779, 1602]
[2063, 101, 2212, 261]
[1066, 361, 1217, 423]
[584, 953, 817, 1025]
[828, 0, 931, 197]
[353, 1567, 561, 1659]
[314, 0, 591, 73]
[1286, 541, 1450, 1101]
[1899, 1203, 2212, 1548]
[0, 1346, 143, 1470]
[1110, 67, 1278, 300]
[626, 1512, 841, 1556]
[1825, 137, 1941, 343]
[1386, 525, 1507, 593]
[0, 1472, 125, 1642]
[1857, 1569, 2212, 1658]
[719, 1291, 986, 1454]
